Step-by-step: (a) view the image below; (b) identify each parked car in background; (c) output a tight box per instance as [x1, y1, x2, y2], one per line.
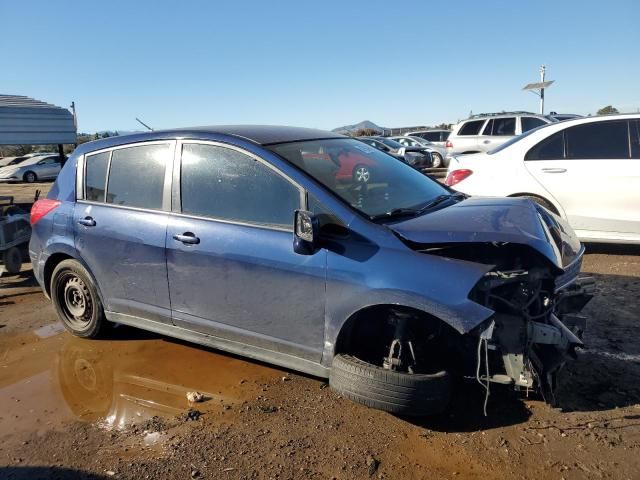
[357, 136, 432, 168]
[390, 135, 448, 168]
[0, 156, 25, 168]
[445, 114, 640, 244]
[546, 112, 582, 122]
[404, 129, 450, 147]
[0, 154, 65, 183]
[445, 112, 553, 157]
[29, 125, 593, 416]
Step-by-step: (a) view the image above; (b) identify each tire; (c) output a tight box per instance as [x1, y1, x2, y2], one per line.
[352, 164, 371, 184]
[430, 152, 443, 168]
[23, 171, 37, 183]
[520, 195, 557, 214]
[329, 354, 452, 417]
[51, 259, 106, 338]
[2, 246, 22, 275]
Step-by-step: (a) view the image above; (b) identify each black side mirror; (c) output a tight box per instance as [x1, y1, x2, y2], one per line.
[293, 210, 319, 255]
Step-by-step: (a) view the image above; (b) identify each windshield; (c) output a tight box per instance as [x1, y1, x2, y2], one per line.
[268, 138, 451, 219]
[377, 138, 404, 149]
[487, 123, 554, 155]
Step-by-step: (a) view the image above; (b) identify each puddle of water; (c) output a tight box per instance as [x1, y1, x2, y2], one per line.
[0, 323, 282, 436]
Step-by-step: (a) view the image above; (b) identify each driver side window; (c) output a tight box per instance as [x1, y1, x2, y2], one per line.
[181, 144, 302, 228]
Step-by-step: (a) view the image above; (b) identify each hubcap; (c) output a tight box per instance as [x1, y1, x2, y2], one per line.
[355, 167, 370, 183]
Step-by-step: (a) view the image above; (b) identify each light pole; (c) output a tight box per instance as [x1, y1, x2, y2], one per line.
[523, 65, 554, 115]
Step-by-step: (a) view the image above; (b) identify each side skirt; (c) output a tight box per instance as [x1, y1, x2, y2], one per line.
[105, 311, 330, 379]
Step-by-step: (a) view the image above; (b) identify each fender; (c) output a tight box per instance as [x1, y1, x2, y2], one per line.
[321, 246, 495, 365]
[39, 240, 106, 306]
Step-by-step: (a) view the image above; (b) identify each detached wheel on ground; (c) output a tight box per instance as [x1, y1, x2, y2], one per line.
[430, 152, 443, 168]
[23, 171, 37, 183]
[51, 259, 106, 338]
[2, 246, 22, 275]
[329, 354, 451, 416]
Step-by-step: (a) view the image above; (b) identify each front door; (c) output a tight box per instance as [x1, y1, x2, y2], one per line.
[74, 142, 174, 324]
[166, 142, 327, 361]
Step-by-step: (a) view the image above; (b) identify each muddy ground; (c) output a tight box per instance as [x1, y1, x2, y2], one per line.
[1, 183, 639, 480]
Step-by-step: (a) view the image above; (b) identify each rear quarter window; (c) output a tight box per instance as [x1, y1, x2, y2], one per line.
[525, 131, 564, 160]
[85, 151, 110, 202]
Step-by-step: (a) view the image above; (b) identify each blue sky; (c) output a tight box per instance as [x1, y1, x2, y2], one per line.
[2, 0, 639, 132]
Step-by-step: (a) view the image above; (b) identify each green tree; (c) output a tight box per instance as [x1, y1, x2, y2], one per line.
[597, 105, 619, 115]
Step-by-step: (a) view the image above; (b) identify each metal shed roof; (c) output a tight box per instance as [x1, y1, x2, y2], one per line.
[0, 95, 76, 145]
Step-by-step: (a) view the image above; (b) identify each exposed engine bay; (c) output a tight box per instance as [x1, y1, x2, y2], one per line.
[372, 241, 595, 411]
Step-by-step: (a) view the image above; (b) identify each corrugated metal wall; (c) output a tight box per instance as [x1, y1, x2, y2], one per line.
[0, 95, 76, 145]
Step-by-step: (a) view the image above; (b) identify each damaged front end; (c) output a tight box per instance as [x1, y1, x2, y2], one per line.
[470, 261, 595, 404]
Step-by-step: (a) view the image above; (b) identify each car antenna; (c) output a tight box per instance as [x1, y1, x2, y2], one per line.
[135, 117, 154, 131]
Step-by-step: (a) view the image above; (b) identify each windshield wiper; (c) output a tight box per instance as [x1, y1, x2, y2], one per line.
[369, 207, 422, 222]
[369, 193, 465, 222]
[417, 193, 465, 212]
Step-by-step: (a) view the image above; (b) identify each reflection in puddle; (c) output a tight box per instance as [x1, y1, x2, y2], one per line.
[0, 323, 281, 436]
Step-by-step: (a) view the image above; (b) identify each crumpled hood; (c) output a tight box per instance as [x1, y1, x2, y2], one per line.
[388, 197, 582, 270]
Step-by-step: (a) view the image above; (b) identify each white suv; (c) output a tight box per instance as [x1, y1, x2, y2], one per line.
[446, 112, 552, 157]
[445, 114, 640, 244]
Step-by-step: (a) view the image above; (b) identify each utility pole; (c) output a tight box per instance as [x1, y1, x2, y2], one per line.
[523, 65, 554, 115]
[539, 65, 546, 115]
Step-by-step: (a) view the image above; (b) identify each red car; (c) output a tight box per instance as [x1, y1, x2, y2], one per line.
[302, 151, 377, 184]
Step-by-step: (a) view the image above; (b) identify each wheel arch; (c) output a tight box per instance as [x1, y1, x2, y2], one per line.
[508, 192, 563, 216]
[332, 303, 464, 358]
[43, 249, 105, 306]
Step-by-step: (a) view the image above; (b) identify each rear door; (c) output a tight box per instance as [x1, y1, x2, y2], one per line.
[74, 141, 174, 324]
[524, 120, 640, 237]
[166, 141, 327, 361]
[479, 117, 516, 152]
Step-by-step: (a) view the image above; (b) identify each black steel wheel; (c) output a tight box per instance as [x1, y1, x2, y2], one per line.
[51, 259, 106, 338]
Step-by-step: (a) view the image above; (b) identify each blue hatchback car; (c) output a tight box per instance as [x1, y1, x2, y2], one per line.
[29, 126, 594, 415]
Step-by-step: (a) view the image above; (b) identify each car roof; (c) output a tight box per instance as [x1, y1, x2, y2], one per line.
[75, 125, 345, 155]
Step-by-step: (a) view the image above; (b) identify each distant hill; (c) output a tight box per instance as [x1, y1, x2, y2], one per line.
[332, 120, 385, 135]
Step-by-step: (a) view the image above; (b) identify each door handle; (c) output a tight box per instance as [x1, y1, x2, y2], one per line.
[542, 168, 567, 173]
[482, 140, 491, 144]
[173, 232, 200, 245]
[77, 216, 96, 227]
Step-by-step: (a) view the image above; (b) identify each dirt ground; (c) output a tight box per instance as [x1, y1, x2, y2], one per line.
[1, 184, 639, 480]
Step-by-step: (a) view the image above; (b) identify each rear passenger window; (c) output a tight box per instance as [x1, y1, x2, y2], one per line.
[85, 152, 109, 202]
[181, 144, 300, 227]
[565, 121, 629, 159]
[458, 120, 485, 135]
[525, 131, 564, 160]
[106, 144, 169, 209]
[522, 117, 546, 133]
[492, 117, 516, 136]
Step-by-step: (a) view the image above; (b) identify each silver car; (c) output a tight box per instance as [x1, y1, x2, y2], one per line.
[390, 135, 448, 168]
[0, 154, 64, 183]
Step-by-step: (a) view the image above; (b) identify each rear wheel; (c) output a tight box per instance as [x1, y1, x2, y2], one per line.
[430, 152, 443, 168]
[23, 171, 37, 183]
[51, 259, 106, 338]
